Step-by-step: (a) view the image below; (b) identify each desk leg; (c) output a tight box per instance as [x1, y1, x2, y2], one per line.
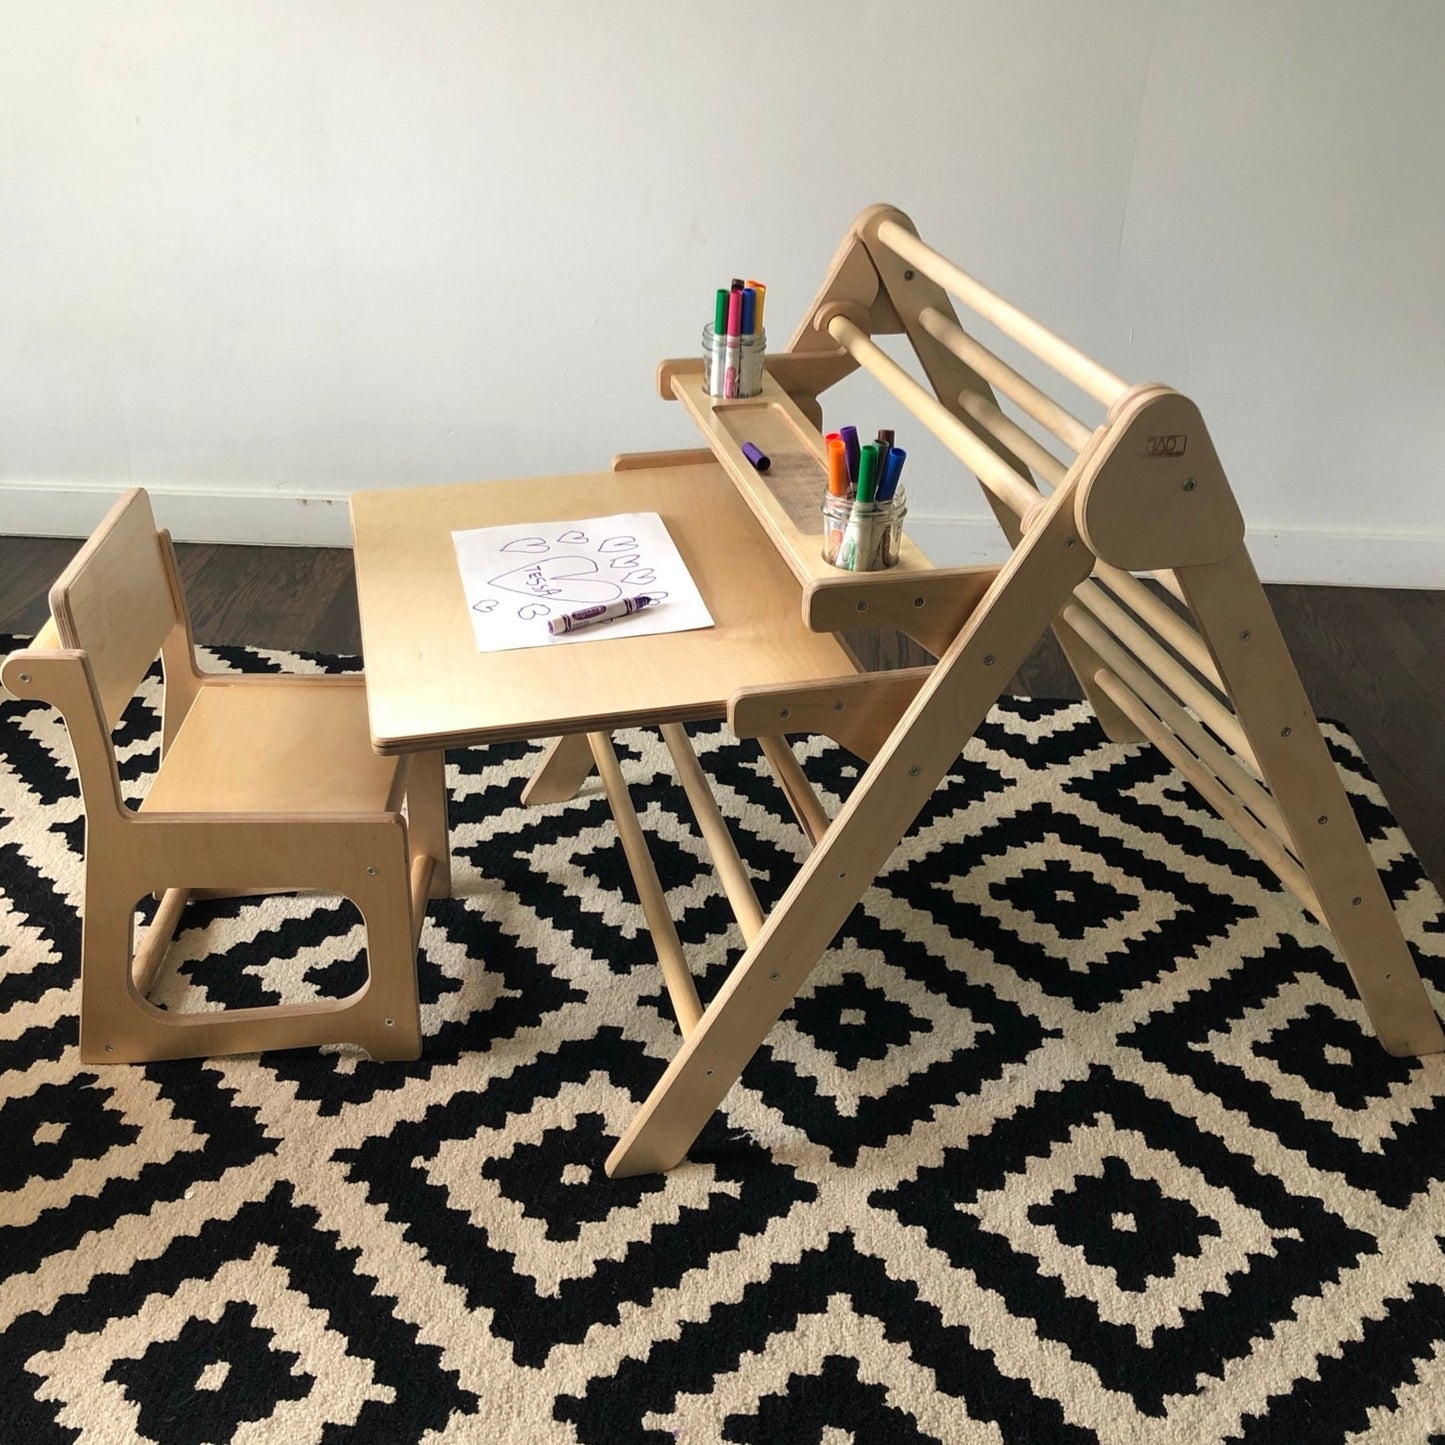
[521, 734, 595, 805]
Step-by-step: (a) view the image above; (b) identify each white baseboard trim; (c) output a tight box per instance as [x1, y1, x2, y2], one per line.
[908, 516, 1445, 589]
[0, 482, 354, 547]
[2, 484, 1441, 587]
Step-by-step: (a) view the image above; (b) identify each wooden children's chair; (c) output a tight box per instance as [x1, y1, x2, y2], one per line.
[0, 488, 450, 1063]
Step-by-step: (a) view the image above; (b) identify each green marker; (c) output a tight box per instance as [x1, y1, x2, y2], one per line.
[711, 288, 730, 394]
[856, 443, 880, 503]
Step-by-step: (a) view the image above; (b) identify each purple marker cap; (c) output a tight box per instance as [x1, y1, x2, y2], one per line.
[741, 441, 770, 472]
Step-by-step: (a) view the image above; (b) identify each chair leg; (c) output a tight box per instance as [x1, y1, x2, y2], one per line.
[79, 820, 425, 1064]
[77, 881, 142, 1063]
[406, 749, 452, 898]
[352, 857, 424, 1061]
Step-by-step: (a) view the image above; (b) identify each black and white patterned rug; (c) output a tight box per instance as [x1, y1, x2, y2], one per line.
[2, 637, 1444, 1444]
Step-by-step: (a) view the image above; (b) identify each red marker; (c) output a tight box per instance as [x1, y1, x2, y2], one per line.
[724, 289, 744, 399]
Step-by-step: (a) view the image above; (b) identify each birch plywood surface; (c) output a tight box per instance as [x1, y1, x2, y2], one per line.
[349, 465, 859, 753]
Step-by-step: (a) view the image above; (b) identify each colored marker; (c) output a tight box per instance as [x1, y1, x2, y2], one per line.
[825, 433, 848, 497]
[745, 279, 766, 333]
[855, 443, 880, 503]
[838, 445, 882, 571]
[712, 288, 730, 394]
[724, 287, 744, 399]
[547, 595, 655, 635]
[839, 425, 860, 493]
[875, 429, 893, 492]
[741, 441, 770, 471]
[878, 445, 906, 501]
[741, 287, 757, 338]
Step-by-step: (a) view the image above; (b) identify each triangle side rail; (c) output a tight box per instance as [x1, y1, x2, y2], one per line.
[607, 475, 1098, 1178]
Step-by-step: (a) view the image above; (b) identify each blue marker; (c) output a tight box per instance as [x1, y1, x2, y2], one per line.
[877, 446, 906, 501]
[741, 286, 757, 338]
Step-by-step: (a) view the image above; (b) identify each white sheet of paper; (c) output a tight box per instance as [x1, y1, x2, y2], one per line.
[451, 512, 714, 653]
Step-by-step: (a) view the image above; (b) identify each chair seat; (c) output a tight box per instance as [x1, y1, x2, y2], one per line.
[141, 677, 405, 816]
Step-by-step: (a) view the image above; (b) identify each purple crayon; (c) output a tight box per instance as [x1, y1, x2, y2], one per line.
[741, 441, 770, 472]
[547, 595, 655, 635]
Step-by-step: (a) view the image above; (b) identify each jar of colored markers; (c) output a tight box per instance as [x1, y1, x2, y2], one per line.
[702, 326, 766, 399]
[822, 489, 907, 571]
[821, 426, 908, 571]
[703, 279, 767, 398]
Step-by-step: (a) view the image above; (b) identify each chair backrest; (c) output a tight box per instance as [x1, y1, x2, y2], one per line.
[48, 489, 182, 732]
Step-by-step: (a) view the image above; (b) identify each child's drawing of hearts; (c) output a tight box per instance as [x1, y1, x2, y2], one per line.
[489, 555, 622, 605]
[621, 569, 655, 586]
[609, 555, 640, 570]
[501, 536, 550, 553]
[597, 535, 637, 554]
[557, 529, 588, 544]
[472, 598, 498, 613]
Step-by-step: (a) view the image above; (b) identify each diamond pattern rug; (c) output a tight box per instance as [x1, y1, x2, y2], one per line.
[2, 638, 1444, 1444]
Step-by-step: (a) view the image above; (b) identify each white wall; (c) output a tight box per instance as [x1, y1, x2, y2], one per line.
[2, 1, 1442, 584]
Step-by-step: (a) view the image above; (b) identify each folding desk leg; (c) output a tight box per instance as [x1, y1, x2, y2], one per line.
[606, 497, 1095, 1176]
[522, 734, 596, 806]
[1177, 549, 1444, 1057]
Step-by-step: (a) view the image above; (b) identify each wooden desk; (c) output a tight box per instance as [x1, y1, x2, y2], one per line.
[349, 464, 859, 753]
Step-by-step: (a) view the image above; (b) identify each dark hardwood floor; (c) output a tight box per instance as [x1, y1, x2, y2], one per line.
[3, 535, 1442, 892]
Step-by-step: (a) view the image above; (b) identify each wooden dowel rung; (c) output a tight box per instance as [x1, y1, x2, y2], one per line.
[876, 219, 1130, 408]
[661, 723, 765, 946]
[588, 732, 703, 1036]
[826, 315, 1044, 524]
[1093, 671, 1321, 920]
[1069, 601, 1291, 844]
[132, 886, 190, 997]
[1153, 570, 1188, 606]
[1087, 569, 1226, 693]
[758, 735, 830, 848]
[956, 391, 1070, 491]
[919, 306, 1095, 454]
[1063, 595, 1261, 775]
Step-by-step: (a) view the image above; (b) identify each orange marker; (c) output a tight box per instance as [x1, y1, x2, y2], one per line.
[825, 433, 848, 496]
[745, 279, 766, 332]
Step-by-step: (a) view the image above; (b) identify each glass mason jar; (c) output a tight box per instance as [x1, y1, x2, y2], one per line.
[821, 488, 908, 571]
[702, 324, 766, 399]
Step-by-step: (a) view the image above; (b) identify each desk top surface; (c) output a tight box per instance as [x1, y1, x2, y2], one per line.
[350, 464, 859, 753]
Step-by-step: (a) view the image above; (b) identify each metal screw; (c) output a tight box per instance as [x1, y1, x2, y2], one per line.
[983, 654, 996, 667]
[366, 866, 377, 876]
[1352, 896, 1362, 906]
[105, 1043, 114, 1053]
[914, 597, 925, 608]
[1317, 815, 1328, 825]
[833, 701, 844, 712]
[770, 972, 780, 981]
[1239, 630, 1251, 641]
[1280, 726, 1292, 737]
[903, 269, 915, 281]
[1182, 479, 1197, 492]
[18, 672, 30, 683]
[779, 708, 791, 719]
[909, 766, 921, 777]
[705, 1069, 714, 1077]
[1065, 539, 1076, 549]
[384, 1017, 394, 1027]
[856, 601, 868, 612]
